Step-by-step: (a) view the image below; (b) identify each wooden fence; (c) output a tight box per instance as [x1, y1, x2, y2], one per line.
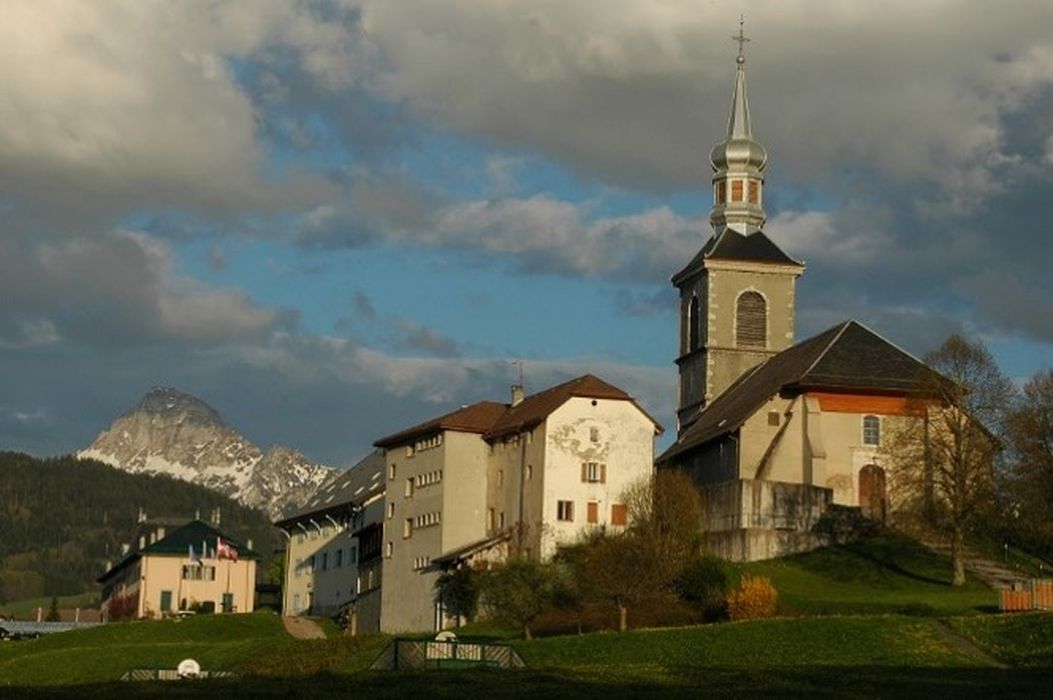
[999, 579, 1053, 612]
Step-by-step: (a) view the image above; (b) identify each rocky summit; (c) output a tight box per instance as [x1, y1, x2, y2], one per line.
[78, 387, 333, 519]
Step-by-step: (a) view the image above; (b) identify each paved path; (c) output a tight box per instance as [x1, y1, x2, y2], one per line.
[918, 539, 1028, 590]
[281, 616, 327, 640]
[926, 619, 1008, 669]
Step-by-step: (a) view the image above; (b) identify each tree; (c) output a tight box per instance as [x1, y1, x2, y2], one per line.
[45, 596, 61, 622]
[479, 559, 563, 639]
[885, 334, 1015, 586]
[569, 470, 702, 631]
[1004, 368, 1053, 556]
[435, 565, 480, 625]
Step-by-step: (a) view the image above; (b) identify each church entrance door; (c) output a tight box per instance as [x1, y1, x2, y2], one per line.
[859, 464, 887, 521]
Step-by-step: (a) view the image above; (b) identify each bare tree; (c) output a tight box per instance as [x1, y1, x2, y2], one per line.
[569, 470, 702, 631]
[885, 334, 1014, 585]
[1004, 368, 1053, 554]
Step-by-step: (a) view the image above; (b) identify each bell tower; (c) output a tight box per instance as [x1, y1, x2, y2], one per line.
[674, 20, 805, 432]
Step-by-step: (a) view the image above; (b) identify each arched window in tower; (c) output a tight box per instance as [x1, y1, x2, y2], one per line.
[736, 291, 767, 348]
[688, 296, 700, 352]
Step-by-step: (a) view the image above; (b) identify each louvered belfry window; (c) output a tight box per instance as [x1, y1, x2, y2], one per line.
[736, 291, 767, 348]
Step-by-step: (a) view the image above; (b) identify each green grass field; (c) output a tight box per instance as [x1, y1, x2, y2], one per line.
[0, 535, 1046, 697]
[0, 591, 99, 618]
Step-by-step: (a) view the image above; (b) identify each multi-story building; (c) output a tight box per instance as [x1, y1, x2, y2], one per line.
[274, 449, 385, 634]
[374, 374, 662, 632]
[98, 519, 258, 619]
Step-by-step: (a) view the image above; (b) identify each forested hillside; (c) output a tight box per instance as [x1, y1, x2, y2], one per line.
[0, 452, 281, 603]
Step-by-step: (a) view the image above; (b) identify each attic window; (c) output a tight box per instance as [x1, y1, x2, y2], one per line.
[736, 291, 767, 348]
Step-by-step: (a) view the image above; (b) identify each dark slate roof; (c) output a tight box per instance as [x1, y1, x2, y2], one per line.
[374, 374, 662, 448]
[659, 320, 937, 463]
[98, 520, 260, 583]
[485, 374, 662, 440]
[373, 401, 509, 448]
[275, 449, 385, 527]
[673, 228, 802, 284]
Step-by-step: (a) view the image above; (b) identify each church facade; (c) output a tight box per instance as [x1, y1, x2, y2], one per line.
[659, 45, 935, 561]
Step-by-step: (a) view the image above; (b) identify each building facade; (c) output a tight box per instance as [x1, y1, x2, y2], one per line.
[98, 519, 258, 619]
[374, 375, 661, 632]
[274, 449, 385, 635]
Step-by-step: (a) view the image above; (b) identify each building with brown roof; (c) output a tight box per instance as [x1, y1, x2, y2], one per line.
[374, 374, 662, 632]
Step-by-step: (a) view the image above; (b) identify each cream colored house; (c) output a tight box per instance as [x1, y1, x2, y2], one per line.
[374, 374, 662, 632]
[98, 519, 258, 619]
[274, 449, 385, 635]
[659, 48, 938, 561]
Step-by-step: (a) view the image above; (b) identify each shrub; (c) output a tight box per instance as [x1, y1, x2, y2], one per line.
[677, 556, 729, 622]
[727, 575, 778, 621]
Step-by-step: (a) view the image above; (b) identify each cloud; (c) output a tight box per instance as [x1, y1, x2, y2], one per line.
[357, 0, 1053, 201]
[0, 231, 282, 347]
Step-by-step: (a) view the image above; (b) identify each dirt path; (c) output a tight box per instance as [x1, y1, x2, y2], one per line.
[926, 619, 1008, 669]
[281, 616, 327, 640]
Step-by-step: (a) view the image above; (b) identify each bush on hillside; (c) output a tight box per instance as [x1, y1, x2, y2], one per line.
[677, 556, 729, 622]
[727, 575, 778, 621]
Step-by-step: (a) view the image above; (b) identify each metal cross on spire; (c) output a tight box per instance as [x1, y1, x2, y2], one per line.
[733, 15, 750, 64]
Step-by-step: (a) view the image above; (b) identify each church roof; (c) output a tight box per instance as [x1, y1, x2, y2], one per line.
[275, 449, 385, 527]
[658, 320, 938, 463]
[672, 228, 801, 284]
[374, 374, 662, 448]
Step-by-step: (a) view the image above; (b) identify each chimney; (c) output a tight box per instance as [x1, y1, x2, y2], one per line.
[511, 384, 524, 407]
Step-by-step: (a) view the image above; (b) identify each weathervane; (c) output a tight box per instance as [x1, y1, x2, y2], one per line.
[733, 15, 750, 64]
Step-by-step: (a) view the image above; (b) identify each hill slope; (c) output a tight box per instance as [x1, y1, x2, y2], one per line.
[0, 452, 280, 603]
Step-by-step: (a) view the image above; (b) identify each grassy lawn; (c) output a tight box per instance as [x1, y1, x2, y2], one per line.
[732, 533, 997, 616]
[948, 612, 1053, 667]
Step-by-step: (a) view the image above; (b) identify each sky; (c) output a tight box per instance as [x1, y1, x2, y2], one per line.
[2, 1, 1052, 467]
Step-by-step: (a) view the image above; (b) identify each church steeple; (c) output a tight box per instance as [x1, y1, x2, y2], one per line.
[709, 18, 768, 233]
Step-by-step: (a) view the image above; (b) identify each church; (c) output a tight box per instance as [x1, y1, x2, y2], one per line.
[657, 41, 936, 561]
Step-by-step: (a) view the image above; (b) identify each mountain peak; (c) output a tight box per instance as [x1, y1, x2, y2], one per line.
[133, 387, 224, 427]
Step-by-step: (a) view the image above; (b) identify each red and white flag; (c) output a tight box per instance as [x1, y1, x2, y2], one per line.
[216, 537, 239, 562]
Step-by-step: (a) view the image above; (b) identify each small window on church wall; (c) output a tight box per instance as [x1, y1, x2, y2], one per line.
[736, 291, 767, 348]
[688, 296, 700, 352]
[717, 181, 726, 204]
[863, 415, 880, 446]
[749, 181, 759, 204]
[731, 180, 744, 202]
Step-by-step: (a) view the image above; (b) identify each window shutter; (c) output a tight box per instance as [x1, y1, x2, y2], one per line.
[600, 464, 607, 483]
[581, 463, 587, 482]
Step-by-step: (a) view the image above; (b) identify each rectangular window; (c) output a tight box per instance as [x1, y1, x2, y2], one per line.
[749, 180, 759, 203]
[589, 427, 599, 443]
[717, 180, 727, 203]
[499, 512, 506, 529]
[222, 592, 234, 613]
[294, 558, 302, 578]
[863, 415, 881, 446]
[336, 548, 343, 567]
[526, 465, 533, 480]
[307, 556, 315, 574]
[611, 503, 627, 526]
[405, 477, 414, 498]
[385, 542, 393, 558]
[387, 502, 395, 519]
[389, 463, 396, 479]
[768, 411, 780, 426]
[403, 518, 413, 538]
[488, 508, 495, 531]
[731, 179, 744, 202]
[321, 552, 328, 571]
[160, 590, 172, 613]
[350, 545, 358, 564]
[498, 469, 504, 487]
[557, 500, 574, 522]
[581, 462, 606, 483]
[293, 593, 301, 611]
[587, 502, 598, 524]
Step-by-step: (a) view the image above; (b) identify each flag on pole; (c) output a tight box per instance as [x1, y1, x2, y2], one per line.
[216, 537, 239, 562]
